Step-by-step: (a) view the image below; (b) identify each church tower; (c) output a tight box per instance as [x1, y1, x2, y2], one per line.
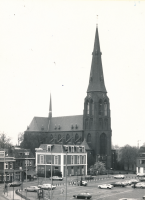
[83, 25, 112, 168]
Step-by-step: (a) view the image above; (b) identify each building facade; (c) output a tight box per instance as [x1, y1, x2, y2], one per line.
[35, 144, 87, 177]
[136, 152, 145, 174]
[23, 24, 112, 168]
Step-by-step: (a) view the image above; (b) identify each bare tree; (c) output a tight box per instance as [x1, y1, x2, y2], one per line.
[18, 132, 24, 145]
[0, 132, 12, 149]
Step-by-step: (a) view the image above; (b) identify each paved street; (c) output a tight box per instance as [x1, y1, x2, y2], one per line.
[1, 175, 145, 200]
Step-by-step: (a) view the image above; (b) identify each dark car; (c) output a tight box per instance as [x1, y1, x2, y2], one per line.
[73, 192, 92, 199]
[110, 181, 127, 187]
[8, 181, 22, 187]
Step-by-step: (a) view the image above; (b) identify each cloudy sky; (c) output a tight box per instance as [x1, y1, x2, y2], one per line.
[0, 0, 145, 147]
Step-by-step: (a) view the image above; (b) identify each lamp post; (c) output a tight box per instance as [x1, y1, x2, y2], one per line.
[64, 146, 68, 200]
[50, 148, 52, 200]
[4, 149, 5, 186]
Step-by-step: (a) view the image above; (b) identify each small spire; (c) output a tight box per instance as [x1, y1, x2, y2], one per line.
[49, 94, 52, 118]
[96, 15, 98, 27]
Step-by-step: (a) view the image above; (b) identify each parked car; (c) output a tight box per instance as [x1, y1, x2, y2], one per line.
[24, 186, 40, 192]
[50, 176, 63, 181]
[136, 173, 145, 177]
[110, 181, 128, 187]
[119, 199, 138, 200]
[8, 181, 22, 187]
[38, 184, 56, 190]
[125, 179, 139, 185]
[72, 180, 87, 186]
[73, 192, 92, 199]
[114, 175, 125, 179]
[98, 184, 113, 189]
[131, 182, 145, 188]
[78, 180, 87, 186]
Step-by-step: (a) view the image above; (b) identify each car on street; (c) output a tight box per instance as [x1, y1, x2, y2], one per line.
[72, 180, 87, 186]
[131, 182, 145, 188]
[136, 173, 145, 177]
[125, 179, 139, 185]
[119, 199, 138, 200]
[24, 186, 40, 192]
[98, 184, 113, 189]
[73, 192, 92, 199]
[79, 180, 88, 186]
[110, 181, 128, 187]
[38, 184, 56, 190]
[50, 176, 63, 181]
[8, 181, 22, 187]
[114, 175, 125, 179]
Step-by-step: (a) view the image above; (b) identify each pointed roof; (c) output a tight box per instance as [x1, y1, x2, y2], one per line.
[81, 138, 91, 151]
[87, 26, 107, 93]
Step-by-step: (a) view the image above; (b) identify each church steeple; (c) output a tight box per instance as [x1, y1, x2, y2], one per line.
[87, 26, 107, 93]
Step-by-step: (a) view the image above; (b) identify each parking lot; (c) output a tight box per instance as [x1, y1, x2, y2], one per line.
[11, 175, 145, 200]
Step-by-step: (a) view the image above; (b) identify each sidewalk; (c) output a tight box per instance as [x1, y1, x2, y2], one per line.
[2, 190, 24, 200]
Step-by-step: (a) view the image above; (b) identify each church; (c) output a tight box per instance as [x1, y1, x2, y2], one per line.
[24, 24, 112, 169]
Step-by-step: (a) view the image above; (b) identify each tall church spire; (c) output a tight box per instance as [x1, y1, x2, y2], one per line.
[87, 26, 107, 93]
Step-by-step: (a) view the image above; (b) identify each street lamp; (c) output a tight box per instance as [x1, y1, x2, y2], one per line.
[64, 146, 68, 200]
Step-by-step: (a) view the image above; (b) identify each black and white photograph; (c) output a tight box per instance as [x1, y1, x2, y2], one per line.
[0, 1, 145, 200]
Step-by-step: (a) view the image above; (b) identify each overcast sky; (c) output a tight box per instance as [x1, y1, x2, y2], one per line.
[0, 0, 145, 147]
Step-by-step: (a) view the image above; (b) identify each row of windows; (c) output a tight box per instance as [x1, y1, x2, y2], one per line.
[38, 155, 86, 165]
[86, 99, 108, 116]
[139, 160, 145, 164]
[71, 155, 86, 164]
[85, 118, 108, 130]
[87, 133, 107, 155]
[4, 162, 13, 169]
[50, 133, 80, 143]
[25, 160, 32, 166]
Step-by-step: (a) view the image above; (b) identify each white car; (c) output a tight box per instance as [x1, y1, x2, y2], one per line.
[114, 175, 125, 179]
[25, 186, 40, 192]
[127, 179, 139, 185]
[131, 182, 145, 188]
[136, 173, 145, 177]
[38, 184, 56, 190]
[98, 184, 113, 189]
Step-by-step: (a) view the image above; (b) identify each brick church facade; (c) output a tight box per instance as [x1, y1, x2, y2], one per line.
[24, 25, 112, 169]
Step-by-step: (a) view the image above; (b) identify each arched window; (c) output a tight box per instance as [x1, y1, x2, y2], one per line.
[99, 118, 103, 130]
[104, 119, 108, 129]
[75, 133, 79, 142]
[58, 134, 61, 141]
[100, 133, 107, 155]
[91, 100, 94, 115]
[104, 100, 107, 116]
[87, 133, 91, 143]
[87, 101, 89, 114]
[98, 100, 102, 115]
[66, 134, 70, 142]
